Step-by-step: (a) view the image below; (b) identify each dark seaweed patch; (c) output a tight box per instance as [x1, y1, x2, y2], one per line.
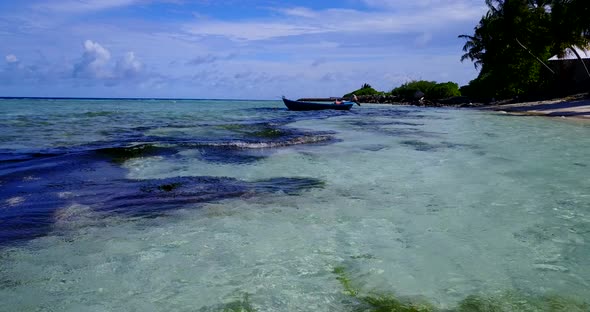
[347, 119, 424, 128]
[152, 122, 337, 164]
[333, 266, 433, 311]
[197, 294, 256, 312]
[455, 293, 590, 312]
[140, 182, 184, 193]
[195, 147, 267, 164]
[381, 128, 441, 138]
[216, 123, 290, 139]
[439, 141, 479, 150]
[363, 145, 388, 152]
[0, 150, 326, 246]
[96, 144, 172, 164]
[0, 277, 22, 290]
[0, 151, 61, 164]
[253, 177, 325, 195]
[157, 182, 182, 192]
[400, 140, 439, 152]
[84, 176, 324, 217]
[176, 134, 336, 165]
[332, 266, 589, 312]
[350, 253, 376, 260]
[249, 128, 284, 138]
[400, 140, 478, 152]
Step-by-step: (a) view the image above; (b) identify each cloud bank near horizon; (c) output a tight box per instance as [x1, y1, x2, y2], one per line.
[0, 0, 486, 99]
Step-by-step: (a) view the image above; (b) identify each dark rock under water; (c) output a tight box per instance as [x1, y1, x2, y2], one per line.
[0, 143, 324, 247]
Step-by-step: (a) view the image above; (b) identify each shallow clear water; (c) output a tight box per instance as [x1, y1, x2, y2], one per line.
[1, 99, 589, 311]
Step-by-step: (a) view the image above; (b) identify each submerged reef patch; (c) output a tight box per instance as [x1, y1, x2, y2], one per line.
[400, 140, 439, 152]
[331, 266, 589, 312]
[0, 116, 340, 245]
[333, 266, 433, 312]
[217, 123, 288, 139]
[193, 147, 267, 165]
[162, 122, 339, 164]
[197, 294, 256, 312]
[0, 150, 325, 245]
[97, 144, 172, 164]
[399, 140, 478, 152]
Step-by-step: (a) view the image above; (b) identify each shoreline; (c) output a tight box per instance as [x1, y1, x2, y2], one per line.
[354, 93, 590, 121]
[480, 94, 590, 121]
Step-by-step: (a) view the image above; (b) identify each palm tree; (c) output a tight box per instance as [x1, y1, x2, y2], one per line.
[459, 0, 556, 98]
[458, 7, 496, 71]
[460, 0, 549, 69]
[458, 33, 484, 70]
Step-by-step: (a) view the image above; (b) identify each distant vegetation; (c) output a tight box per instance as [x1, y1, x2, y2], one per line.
[344, 81, 462, 103]
[391, 80, 461, 101]
[344, 83, 384, 97]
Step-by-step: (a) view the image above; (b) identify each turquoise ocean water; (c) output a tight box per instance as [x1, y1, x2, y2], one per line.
[1, 98, 589, 311]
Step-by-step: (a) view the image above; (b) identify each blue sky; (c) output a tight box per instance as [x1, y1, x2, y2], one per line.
[0, 0, 487, 99]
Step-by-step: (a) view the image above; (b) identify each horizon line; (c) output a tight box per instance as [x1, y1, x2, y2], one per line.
[0, 96, 277, 101]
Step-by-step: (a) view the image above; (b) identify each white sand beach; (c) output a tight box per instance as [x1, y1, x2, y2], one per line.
[487, 94, 590, 120]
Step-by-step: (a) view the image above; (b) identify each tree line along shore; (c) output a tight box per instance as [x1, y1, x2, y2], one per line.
[310, 1, 590, 108]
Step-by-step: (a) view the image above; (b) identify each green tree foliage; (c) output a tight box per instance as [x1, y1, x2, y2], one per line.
[459, 0, 590, 100]
[344, 83, 383, 97]
[392, 80, 435, 99]
[428, 82, 462, 99]
[391, 80, 461, 100]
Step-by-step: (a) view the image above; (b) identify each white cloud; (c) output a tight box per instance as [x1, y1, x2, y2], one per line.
[74, 40, 112, 79]
[362, 0, 472, 10]
[32, 0, 143, 13]
[186, 53, 237, 66]
[273, 7, 318, 18]
[184, 22, 324, 41]
[183, 3, 486, 42]
[116, 52, 143, 78]
[5, 54, 18, 63]
[72, 40, 146, 83]
[30, 0, 186, 13]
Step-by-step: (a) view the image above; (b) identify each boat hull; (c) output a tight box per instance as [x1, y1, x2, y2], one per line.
[282, 98, 353, 111]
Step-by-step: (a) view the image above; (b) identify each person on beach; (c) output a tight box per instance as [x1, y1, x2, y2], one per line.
[334, 95, 360, 105]
[352, 94, 360, 105]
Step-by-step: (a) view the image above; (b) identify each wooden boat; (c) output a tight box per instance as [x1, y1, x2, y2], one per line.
[282, 97, 354, 111]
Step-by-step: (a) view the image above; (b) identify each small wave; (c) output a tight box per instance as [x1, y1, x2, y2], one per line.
[253, 177, 325, 195]
[52, 204, 110, 231]
[0, 152, 62, 163]
[185, 135, 334, 149]
[79, 111, 117, 117]
[4, 196, 25, 207]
